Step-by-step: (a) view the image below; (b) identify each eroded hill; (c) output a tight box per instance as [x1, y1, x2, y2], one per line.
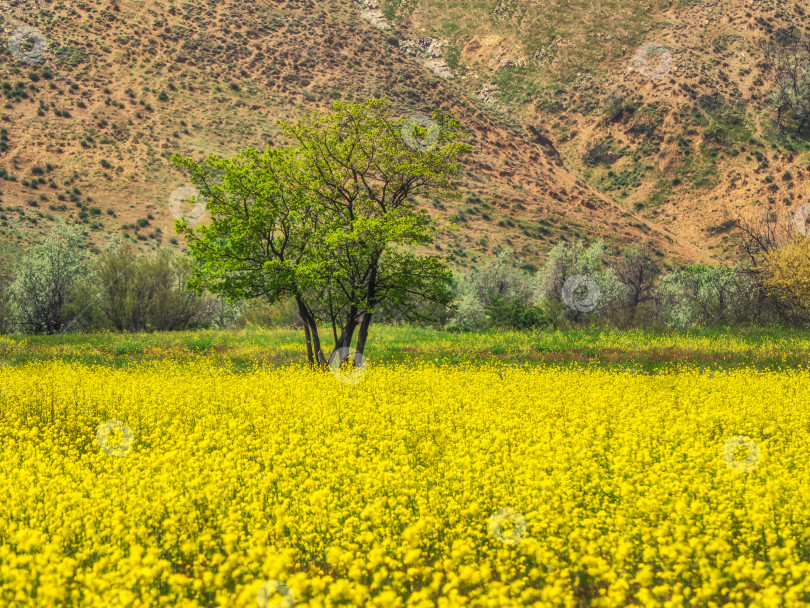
[1, 0, 805, 268]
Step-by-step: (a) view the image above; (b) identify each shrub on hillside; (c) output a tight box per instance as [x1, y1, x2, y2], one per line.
[10, 221, 87, 334]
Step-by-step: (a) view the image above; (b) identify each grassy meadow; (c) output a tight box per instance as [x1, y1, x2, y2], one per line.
[3, 325, 810, 370]
[2, 326, 810, 606]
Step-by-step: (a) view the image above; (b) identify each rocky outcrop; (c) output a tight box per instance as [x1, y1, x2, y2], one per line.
[478, 83, 499, 105]
[359, 0, 390, 30]
[399, 37, 453, 79]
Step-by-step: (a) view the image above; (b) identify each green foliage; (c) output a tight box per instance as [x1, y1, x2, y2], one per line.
[10, 221, 87, 334]
[486, 297, 551, 330]
[95, 244, 215, 331]
[0, 258, 13, 334]
[445, 45, 461, 70]
[380, 0, 418, 22]
[172, 98, 470, 364]
[449, 248, 545, 331]
[535, 239, 619, 313]
[658, 264, 760, 327]
[604, 96, 641, 123]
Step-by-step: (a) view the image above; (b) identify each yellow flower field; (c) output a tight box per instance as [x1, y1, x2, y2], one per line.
[2, 359, 810, 607]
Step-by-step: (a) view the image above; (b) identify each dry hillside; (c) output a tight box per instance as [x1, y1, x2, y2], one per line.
[0, 0, 807, 269]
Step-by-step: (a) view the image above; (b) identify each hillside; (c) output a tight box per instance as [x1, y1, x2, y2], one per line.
[0, 0, 807, 268]
[402, 0, 810, 261]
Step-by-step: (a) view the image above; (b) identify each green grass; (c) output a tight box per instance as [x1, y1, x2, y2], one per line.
[2, 325, 810, 373]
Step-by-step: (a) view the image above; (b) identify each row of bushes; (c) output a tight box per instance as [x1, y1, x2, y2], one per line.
[442, 239, 799, 331]
[0, 222, 806, 335]
[0, 223, 212, 334]
[0, 223, 316, 334]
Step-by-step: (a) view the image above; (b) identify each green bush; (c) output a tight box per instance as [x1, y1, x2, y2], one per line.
[486, 297, 551, 330]
[449, 248, 540, 330]
[10, 222, 88, 333]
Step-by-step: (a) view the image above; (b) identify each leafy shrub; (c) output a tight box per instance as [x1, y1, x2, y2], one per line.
[761, 238, 810, 319]
[448, 248, 543, 330]
[95, 244, 217, 331]
[534, 239, 624, 324]
[658, 264, 762, 328]
[10, 222, 88, 333]
[486, 297, 551, 330]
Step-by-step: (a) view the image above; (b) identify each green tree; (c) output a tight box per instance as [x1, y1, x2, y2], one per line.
[96, 244, 215, 331]
[173, 98, 469, 367]
[658, 264, 757, 328]
[173, 144, 332, 366]
[0, 257, 14, 334]
[613, 245, 659, 318]
[449, 248, 548, 331]
[10, 221, 87, 334]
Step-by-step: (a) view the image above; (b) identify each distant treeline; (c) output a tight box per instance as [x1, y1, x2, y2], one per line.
[1, 217, 809, 335]
[442, 210, 810, 331]
[442, 240, 796, 332]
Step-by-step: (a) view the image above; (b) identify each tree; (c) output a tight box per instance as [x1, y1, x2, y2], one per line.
[172, 98, 469, 367]
[733, 211, 797, 322]
[279, 99, 468, 359]
[658, 264, 760, 328]
[613, 245, 658, 314]
[96, 244, 216, 331]
[761, 237, 810, 319]
[10, 221, 87, 334]
[95, 242, 140, 331]
[448, 248, 549, 330]
[174, 144, 332, 366]
[0, 257, 14, 334]
[759, 28, 810, 136]
[534, 239, 623, 324]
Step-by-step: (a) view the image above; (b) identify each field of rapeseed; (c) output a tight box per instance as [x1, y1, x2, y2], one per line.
[2, 351, 810, 606]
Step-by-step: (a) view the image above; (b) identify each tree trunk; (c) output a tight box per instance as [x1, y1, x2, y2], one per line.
[355, 308, 373, 359]
[336, 305, 359, 351]
[355, 263, 379, 358]
[296, 296, 315, 367]
[300, 301, 328, 369]
[311, 323, 328, 369]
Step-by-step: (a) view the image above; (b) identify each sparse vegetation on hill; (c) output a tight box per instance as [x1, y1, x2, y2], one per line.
[10, 0, 808, 268]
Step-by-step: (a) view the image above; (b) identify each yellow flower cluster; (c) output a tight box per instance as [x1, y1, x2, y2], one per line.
[1, 360, 809, 606]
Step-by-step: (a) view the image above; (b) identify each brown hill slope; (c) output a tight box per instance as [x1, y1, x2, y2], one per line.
[404, 0, 810, 263]
[0, 0, 731, 267]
